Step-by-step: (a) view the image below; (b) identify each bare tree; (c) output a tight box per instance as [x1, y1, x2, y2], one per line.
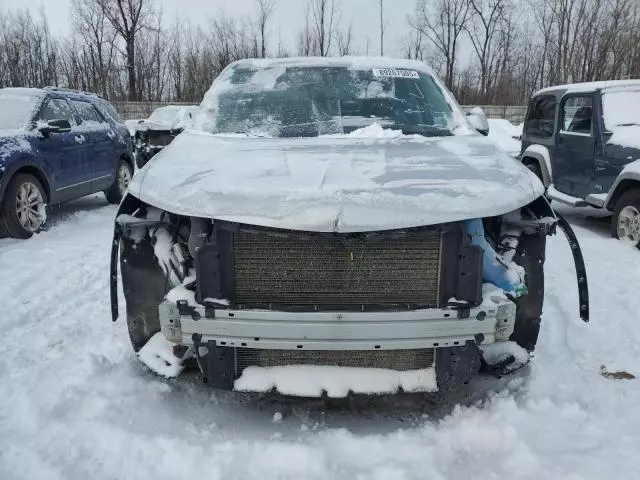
[309, 0, 337, 56]
[466, 0, 510, 100]
[71, 0, 118, 96]
[336, 23, 353, 55]
[379, 0, 385, 56]
[255, 0, 274, 58]
[96, 0, 158, 100]
[411, 0, 471, 89]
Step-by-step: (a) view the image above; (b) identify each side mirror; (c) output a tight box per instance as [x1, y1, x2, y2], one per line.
[467, 107, 490, 136]
[39, 119, 72, 136]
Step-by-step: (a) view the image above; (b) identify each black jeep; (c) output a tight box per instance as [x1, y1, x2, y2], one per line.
[521, 80, 640, 248]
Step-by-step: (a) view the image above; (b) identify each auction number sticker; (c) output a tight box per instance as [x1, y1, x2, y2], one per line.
[372, 68, 419, 78]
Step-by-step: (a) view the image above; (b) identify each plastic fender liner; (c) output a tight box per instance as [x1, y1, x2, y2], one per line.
[110, 223, 121, 322]
[110, 194, 145, 322]
[554, 212, 589, 322]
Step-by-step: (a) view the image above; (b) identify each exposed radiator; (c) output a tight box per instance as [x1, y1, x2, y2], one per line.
[232, 227, 443, 310]
[235, 348, 435, 374]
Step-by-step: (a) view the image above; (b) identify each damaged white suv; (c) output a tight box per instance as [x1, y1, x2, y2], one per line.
[110, 58, 588, 396]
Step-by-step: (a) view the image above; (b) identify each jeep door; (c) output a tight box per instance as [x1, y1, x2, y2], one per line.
[70, 99, 117, 191]
[553, 95, 597, 198]
[33, 98, 89, 202]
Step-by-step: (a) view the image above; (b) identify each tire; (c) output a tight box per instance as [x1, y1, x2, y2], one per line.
[611, 189, 640, 248]
[0, 173, 47, 239]
[105, 159, 133, 205]
[510, 230, 546, 351]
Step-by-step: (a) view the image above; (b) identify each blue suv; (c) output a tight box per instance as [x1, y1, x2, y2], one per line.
[0, 87, 134, 238]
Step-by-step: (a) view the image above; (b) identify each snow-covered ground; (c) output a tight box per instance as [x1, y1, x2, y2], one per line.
[1, 196, 639, 479]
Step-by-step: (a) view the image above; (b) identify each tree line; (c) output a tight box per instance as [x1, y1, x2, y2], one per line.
[1, 0, 639, 106]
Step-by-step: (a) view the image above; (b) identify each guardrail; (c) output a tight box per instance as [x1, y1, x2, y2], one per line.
[114, 101, 528, 124]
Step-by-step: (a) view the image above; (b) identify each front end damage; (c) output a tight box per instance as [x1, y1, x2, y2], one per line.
[111, 194, 585, 396]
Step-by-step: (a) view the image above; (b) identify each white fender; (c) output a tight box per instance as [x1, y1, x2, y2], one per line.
[521, 144, 552, 187]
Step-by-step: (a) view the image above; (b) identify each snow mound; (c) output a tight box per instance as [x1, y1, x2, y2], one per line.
[487, 118, 521, 154]
[480, 341, 530, 370]
[234, 365, 437, 397]
[137, 332, 185, 378]
[345, 123, 404, 138]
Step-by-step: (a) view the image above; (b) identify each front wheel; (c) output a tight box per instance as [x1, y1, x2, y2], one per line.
[105, 159, 133, 205]
[611, 189, 640, 248]
[0, 173, 48, 239]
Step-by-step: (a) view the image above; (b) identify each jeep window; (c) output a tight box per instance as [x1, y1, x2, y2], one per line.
[602, 89, 640, 130]
[201, 65, 459, 137]
[561, 96, 593, 135]
[524, 95, 556, 138]
[36, 98, 77, 125]
[0, 91, 39, 130]
[71, 100, 104, 123]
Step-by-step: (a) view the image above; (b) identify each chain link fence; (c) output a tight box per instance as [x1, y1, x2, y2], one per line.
[114, 101, 528, 124]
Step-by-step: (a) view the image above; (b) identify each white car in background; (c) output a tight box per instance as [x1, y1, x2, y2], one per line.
[133, 105, 199, 168]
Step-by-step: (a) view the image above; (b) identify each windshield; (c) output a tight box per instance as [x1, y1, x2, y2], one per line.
[602, 90, 640, 129]
[0, 92, 39, 130]
[198, 65, 463, 137]
[148, 106, 183, 123]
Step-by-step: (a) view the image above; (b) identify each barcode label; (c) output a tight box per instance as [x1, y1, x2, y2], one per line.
[372, 69, 420, 79]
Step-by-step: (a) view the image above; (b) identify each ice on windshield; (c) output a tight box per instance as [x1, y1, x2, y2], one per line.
[0, 92, 39, 130]
[197, 64, 468, 138]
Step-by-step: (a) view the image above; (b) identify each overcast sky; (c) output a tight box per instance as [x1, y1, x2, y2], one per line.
[1, 0, 417, 57]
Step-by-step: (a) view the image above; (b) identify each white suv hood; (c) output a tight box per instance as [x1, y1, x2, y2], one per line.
[128, 130, 544, 232]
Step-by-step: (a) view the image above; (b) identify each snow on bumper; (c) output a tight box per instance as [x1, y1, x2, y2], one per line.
[234, 365, 438, 397]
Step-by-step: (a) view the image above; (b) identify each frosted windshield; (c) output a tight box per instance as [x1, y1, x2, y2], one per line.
[201, 66, 458, 137]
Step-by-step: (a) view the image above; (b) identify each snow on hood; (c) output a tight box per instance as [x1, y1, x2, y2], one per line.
[128, 129, 544, 232]
[142, 106, 198, 131]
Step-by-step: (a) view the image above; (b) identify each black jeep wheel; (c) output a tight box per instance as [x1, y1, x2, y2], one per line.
[611, 189, 640, 248]
[105, 159, 133, 205]
[0, 173, 47, 239]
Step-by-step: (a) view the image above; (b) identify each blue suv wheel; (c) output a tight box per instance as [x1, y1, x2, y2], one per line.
[0, 173, 47, 239]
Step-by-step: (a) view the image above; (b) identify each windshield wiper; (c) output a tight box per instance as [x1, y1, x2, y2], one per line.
[615, 122, 640, 127]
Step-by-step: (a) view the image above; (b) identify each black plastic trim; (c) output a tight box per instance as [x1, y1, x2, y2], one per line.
[555, 212, 589, 322]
